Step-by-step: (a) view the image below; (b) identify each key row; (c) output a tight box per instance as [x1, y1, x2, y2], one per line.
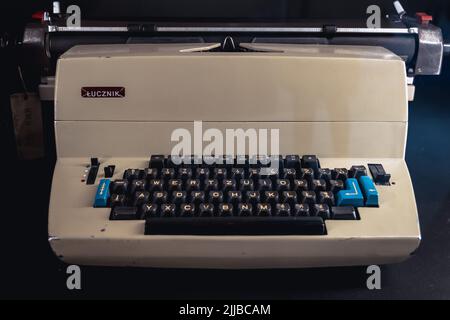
[123, 166, 367, 182]
[111, 178, 346, 194]
[110, 202, 358, 220]
[110, 190, 339, 208]
[149, 154, 317, 170]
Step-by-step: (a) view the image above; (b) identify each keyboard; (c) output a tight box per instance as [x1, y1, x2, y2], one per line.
[49, 155, 420, 268]
[93, 155, 388, 236]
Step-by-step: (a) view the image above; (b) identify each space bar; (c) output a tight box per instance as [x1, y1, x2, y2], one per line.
[145, 216, 326, 235]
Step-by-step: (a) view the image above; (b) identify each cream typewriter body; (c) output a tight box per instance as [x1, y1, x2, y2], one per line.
[48, 43, 420, 268]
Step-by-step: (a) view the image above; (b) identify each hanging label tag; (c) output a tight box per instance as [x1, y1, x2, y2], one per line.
[10, 93, 45, 160]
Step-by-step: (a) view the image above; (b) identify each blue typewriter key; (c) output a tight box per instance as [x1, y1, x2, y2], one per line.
[336, 178, 364, 207]
[94, 179, 111, 207]
[359, 175, 379, 207]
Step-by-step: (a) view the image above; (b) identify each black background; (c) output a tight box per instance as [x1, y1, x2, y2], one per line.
[1, 0, 450, 22]
[0, 1, 449, 299]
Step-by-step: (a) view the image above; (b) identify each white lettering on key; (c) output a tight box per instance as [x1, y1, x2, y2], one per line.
[345, 181, 359, 196]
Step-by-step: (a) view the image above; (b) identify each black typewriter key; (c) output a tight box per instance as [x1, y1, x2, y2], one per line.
[282, 168, 297, 182]
[302, 155, 320, 172]
[299, 168, 314, 181]
[143, 168, 159, 180]
[218, 203, 234, 217]
[140, 203, 158, 219]
[273, 155, 285, 172]
[349, 165, 367, 179]
[209, 191, 224, 206]
[293, 179, 308, 193]
[260, 168, 279, 180]
[257, 179, 272, 192]
[312, 204, 331, 220]
[192, 156, 203, 167]
[110, 206, 138, 220]
[249, 155, 259, 168]
[223, 179, 237, 193]
[148, 179, 164, 192]
[332, 168, 348, 181]
[213, 168, 228, 181]
[331, 206, 357, 220]
[301, 191, 317, 205]
[329, 180, 344, 193]
[167, 155, 182, 168]
[110, 179, 128, 194]
[153, 191, 168, 205]
[227, 191, 242, 206]
[149, 155, 165, 169]
[368, 164, 391, 185]
[316, 168, 332, 181]
[190, 191, 205, 206]
[168, 179, 182, 192]
[110, 193, 126, 207]
[270, 167, 281, 177]
[282, 191, 298, 207]
[178, 168, 192, 181]
[237, 203, 253, 216]
[231, 168, 245, 181]
[195, 167, 210, 181]
[133, 191, 150, 207]
[256, 203, 272, 216]
[246, 191, 260, 206]
[311, 179, 327, 192]
[205, 179, 219, 192]
[239, 179, 254, 192]
[203, 156, 217, 168]
[223, 155, 234, 169]
[186, 179, 201, 192]
[199, 203, 214, 217]
[161, 168, 175, 180]
[213, 155, 225, 168]
[248, 168, 260, 182]
[180, 155, 193, 167]
[145, 216, 326, 236]
[104, 165, 116, 178]
[319, 191, 335, 207]
[275, 203, 291, 216]
[180, 203, 195, 217]
[172, 191, 187, 206]
[258, 155, 271, 167]
[129, 179, 146, 194]
[160, 204, 176, 217]
[276, 179, 290, 192]
[236, 155, 248, 168]
[264, 191, 279, 205]
[165, 155, 174, 168]
[293, 204, 310, 217]
[285, 155, 301, 169]
[123, 169, 141, 181]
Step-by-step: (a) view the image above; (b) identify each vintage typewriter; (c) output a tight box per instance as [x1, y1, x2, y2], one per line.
[23, 2, 447, 268]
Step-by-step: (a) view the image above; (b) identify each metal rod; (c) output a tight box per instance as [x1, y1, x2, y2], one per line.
[48, 25, 419, 34]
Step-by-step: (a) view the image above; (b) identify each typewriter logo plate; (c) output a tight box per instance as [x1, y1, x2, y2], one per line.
[81, 87, 125, 98]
